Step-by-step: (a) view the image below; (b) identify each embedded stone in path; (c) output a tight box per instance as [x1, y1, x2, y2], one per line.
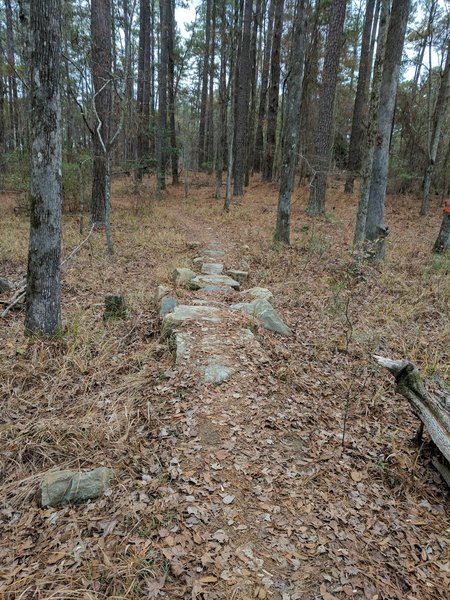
[242, 287, 274, 304]
[41, 467, 114, 507]
[230, 298, 293, 336]
[190, 274, 240, 290]
[201, 250, 225, 258]
[198, 285, 234, 294]
[162, 304, 223, 336]
[172, 267, 196, 285]
[227, 269, 248, 283]
[159, 295, 178, 316]
[201, 263, 224, 275]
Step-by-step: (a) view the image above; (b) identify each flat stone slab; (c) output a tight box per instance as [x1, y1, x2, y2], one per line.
[242, 287, 274, 304]
[159, 295, 178, 316]
[41, 467, 114, 507]
[198, 285, 234, 294]
[230, 298, 293, 336]
[227, 270, 248, 283]
[202, 250, 225, 258]
[190, 274, 240, 290]
[175, 328, 259, 384]
[162, 304, 223, 336]
[172, 267, 196, 285]
[201, 263, 224, 275]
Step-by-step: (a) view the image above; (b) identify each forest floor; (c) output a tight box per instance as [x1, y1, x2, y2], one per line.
[0, 174, 449, 600]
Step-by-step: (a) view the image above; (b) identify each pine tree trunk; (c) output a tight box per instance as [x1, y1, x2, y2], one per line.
[420, 40, 450, 216]
[245, 0, 263, 186]
[168, 0, 178, 184]
[25, 0, 62, 338]
[364, 0, 411, 259]
[353, 0, 389, 247]
[233, 0, 253, 196]
[307, 0, 347, 215]
[136, 0, 151, 181]
[274, 0, 306, 244]
[344, 0, 376, 194]
[157, 0, 168, 191]
[91, 0, 112, 225]
[5, 0, 19, 149]
[263, 0, 284, 182]
[433, 211, 450, 253]
[198, 0, 212, 169]
[254, 0, 275, 173]
[215, 0, 228, 198]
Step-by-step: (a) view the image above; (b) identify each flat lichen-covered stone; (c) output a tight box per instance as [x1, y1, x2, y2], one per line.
[190, 274, 240, 290]
[201, 263, 224, 275]
[230, 298, 293, 336]
[162, 305, 223, 336]
[227, 270, 248, 283]
[172, 267, 196, 285]
[40, 467, 114, 507]
[159, 295, 178, 316]
[242, 287, 274, 304]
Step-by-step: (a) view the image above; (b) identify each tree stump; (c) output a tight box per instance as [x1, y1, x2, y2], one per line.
[104, 294, 127, 320]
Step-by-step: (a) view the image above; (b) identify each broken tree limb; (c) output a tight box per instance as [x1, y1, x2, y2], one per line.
[373, 355, 450, 464]
[1, 225, 95, 320]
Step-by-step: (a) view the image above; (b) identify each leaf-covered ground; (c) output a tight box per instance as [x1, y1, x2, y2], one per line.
[0, 177, 449, 599]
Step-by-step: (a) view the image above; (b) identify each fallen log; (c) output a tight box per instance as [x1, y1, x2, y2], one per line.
[374, 356, 450, 484]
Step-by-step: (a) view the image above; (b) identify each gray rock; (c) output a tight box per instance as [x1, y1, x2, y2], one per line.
[204, 360, 233, 384]
[0, 277, 12, 293]
[192, 299, 226, 308]
[40, 467, 114, 507]
[202, 250, 225, 258]
[154, 284, 170, 303]
[104, 295, 127, 320]
[190, 274, 240, 290]
[193, 257, 205, 264]
[227, 269, 248, 283]
[242, 287, 274, 304]
[201, 262, 224, 275]
[162, 304, 223, 336]
[198, 285, 234, 294]
[187, 241, 201, 249]
[159, 295, 178, 316]
[172, 267, 196, 285]
[230, 299, 293, 336]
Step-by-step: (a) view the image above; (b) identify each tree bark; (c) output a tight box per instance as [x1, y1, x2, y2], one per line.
[433, 209, 450, 253]
[254, 0, 275, 173]
[5, 0, 20, 149]
[233, 0, 253, 196]
[307, 0, 347, 215]
[420, 39, 450, 216]
[344, 0, 376, 194]
[198, 0, 212, 169]
[263, 0, 284, 182]
[364, 0, 411, 259]
[215, 0, 228, 198]
[167, 0, 178, 183]
[25, 0, 62, 338]
[91, 0, 112, 226]
[157, 0, 169, 191]
[274, 0, 306, 244]
[136, 0, 151, 181]
[353, 0, 389, 246]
